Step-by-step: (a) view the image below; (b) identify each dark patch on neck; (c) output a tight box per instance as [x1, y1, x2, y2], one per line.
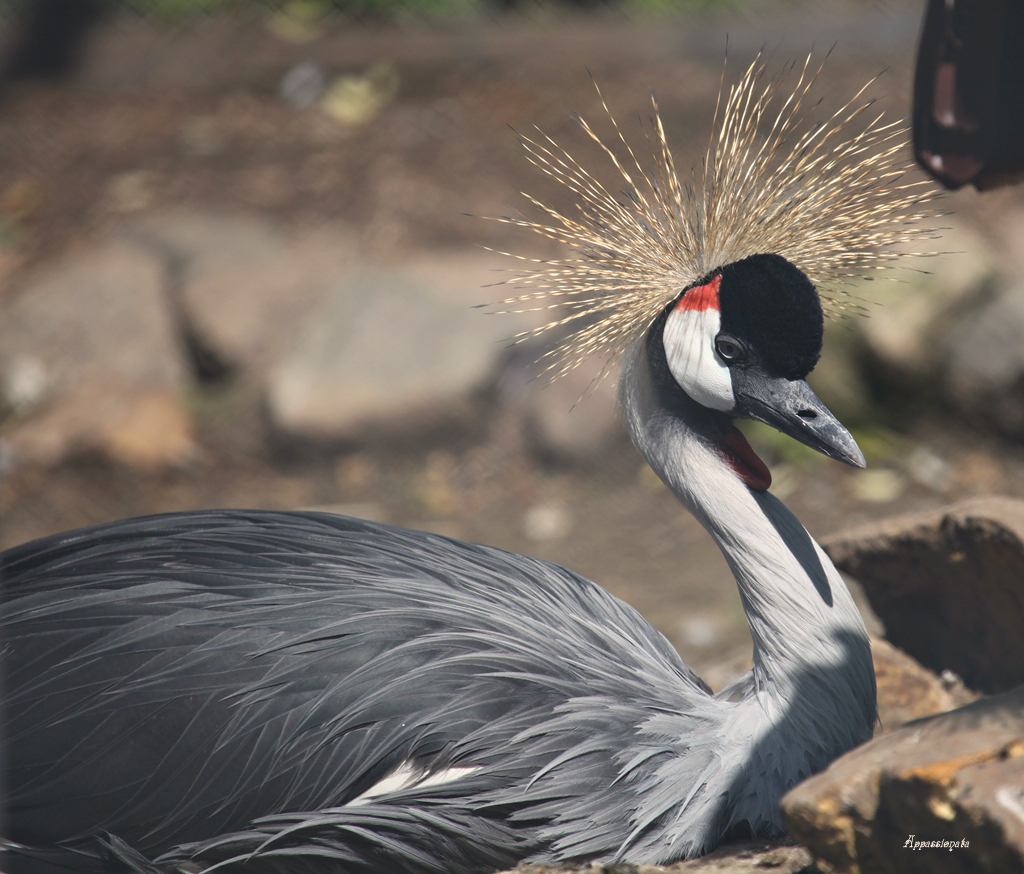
[760, 493, 834, 607]
[714, 254, 824, 380]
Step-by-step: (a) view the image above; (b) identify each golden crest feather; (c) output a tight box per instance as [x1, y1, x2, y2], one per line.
[488, 53, 942, 379]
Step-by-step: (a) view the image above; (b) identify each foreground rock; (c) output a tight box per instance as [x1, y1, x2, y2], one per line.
[822, 496, 1024, 693]
[781, 686, 1024, 874]
[870, 638, 977, 733]
[494, 839, 813, 873]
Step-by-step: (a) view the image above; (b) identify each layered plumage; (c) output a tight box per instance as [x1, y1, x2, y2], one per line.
[2, 54, 936, 874]
[4, 509, 872, 873]
[3, 512, 710, 871]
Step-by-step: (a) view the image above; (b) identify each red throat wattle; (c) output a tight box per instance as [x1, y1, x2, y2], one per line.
[718, 428, 772, 492]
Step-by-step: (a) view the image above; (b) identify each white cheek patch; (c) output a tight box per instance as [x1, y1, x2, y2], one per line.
[663, 275, 735, 412]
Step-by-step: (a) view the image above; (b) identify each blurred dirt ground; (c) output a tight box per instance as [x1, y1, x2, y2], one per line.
[3, 3, 1024, 681]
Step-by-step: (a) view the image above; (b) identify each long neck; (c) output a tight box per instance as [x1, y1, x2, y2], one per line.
[619, 340, 876, 744]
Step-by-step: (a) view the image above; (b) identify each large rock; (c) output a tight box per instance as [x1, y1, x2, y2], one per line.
[822, 497, 1024, 693]
[946, 276, 1024, 437]
[3, 384, 196, 470]
[853, 218, 996, 385]
[129, 212, 357, 378]
[501, 344, 626, 467]
[129, 210, 287, 280]
[845, 217, 1024, 440]
[871, 638, 977, 734]
[0, 213, 563, 456]
[493, 839, 813, 872]
[946, 207, 1024, 438]
[781, 686, 1024, 874]
[267, 252, 538, 442]
[184, 226, 357, 377]
[0, 241, 195, 468]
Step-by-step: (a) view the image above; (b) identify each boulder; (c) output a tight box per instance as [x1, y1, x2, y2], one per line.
[129, 210, 286, 276]
[176, 223, 357, 379]
[266, 251, 539, 443]
[822, 497, 1024, 693]
[127, 210, 299, 377]
[0, 240, 195, 468]
[503, 347, 625, 466]
[853, 218, 995, 386]
[3, 383, 195, 470]
[781, 686, 1024, 874]
[946, 276, 1024, 437]
[871, 638, 977, 735]
[493, 839, 813, 872]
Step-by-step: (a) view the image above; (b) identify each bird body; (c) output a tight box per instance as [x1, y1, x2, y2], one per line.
[2, 465, 872, 872]
[2, 55, 937, 873]
[5, 509, 718, 872]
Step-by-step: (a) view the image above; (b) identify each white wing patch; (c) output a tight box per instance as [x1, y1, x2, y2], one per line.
[347, 761, 481, 807]
[663, 305, 735, 412]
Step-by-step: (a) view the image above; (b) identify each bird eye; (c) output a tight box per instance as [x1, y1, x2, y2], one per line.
[715, 335, 745, 363]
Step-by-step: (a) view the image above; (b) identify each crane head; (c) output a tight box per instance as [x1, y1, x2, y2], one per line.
[658, 252, 865, 491]
[491, 55, 941, 393]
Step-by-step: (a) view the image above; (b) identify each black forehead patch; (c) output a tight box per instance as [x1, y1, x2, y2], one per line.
[712, 253, 824, 380]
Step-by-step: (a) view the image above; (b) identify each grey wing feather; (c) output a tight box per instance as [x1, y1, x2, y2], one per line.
[3, 510, 717, 873]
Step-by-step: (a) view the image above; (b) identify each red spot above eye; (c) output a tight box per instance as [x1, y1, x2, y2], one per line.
[675, 274, 722, 313]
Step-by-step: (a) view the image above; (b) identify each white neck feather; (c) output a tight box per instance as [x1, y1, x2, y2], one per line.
[619, 340, 875, 737]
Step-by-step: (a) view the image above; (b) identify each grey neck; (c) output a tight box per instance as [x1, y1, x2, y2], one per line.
[619, 339, 875, 742]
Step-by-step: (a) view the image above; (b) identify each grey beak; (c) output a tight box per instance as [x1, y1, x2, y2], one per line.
[730, 370, 866, 468]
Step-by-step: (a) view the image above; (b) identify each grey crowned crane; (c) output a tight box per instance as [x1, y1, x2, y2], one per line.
[1, 56, 938, 874]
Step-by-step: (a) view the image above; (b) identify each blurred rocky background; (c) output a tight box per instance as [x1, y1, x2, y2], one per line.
[2, 0, 1024, 870]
